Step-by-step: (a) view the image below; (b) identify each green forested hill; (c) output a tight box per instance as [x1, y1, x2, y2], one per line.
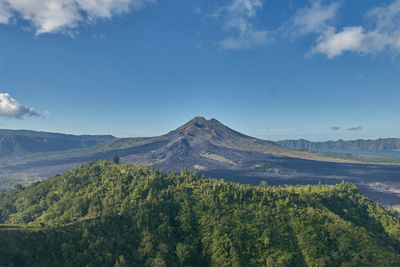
[0, 161, 399, 266]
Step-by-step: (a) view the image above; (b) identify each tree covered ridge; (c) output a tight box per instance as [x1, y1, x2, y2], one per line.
[0, 161, 399, 266]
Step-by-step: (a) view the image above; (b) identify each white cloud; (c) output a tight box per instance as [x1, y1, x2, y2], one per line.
[312, 26, 364, 58]
[296, 0, 400, 58]
[0, 93, 39, 119]
[0, 1, 12, 23]
[212, 0, 270, 50]
[291, 0, 341, 34]
[312, 26, 393, 58]
[0, 0, 154, 35]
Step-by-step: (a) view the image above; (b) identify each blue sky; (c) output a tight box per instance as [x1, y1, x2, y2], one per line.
[0, 0, 399, 141]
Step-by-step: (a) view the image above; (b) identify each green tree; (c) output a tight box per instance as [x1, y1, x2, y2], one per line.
[113, 156, 120, 164]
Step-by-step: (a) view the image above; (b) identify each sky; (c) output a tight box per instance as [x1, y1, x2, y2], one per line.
[0, 0, 399, 141]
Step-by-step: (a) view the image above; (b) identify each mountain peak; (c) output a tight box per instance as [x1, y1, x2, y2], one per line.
[187, 116, 222, 127]
[188, 116, 207, 125]
[164, 116, 257, 148]
[178, 117, 227, 133]
[189, 116, 216, 123]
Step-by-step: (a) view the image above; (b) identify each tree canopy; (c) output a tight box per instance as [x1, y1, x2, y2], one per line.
[0, 161, 399, 266]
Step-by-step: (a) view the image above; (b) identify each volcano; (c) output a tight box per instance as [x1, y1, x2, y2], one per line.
[2, 117, 400, 208]
[114, 116, 291, 171]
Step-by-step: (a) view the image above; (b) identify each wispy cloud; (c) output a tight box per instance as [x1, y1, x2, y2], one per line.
[0, 0, 155, 35]
[347, 126, 362, 131]
[330, 126, 340, 131]
[291, 0, 400, 58]
[0, 1, 11, 23]
[290, 0, 341, 35]
[210, 0, 271, 50]
[0, 93, 38, 119]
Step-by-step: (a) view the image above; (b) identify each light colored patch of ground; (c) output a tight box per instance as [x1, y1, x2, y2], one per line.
[366, 182, 400, 194]
[388, 188, 400, 194]
[392, 205, 400, 212]
[200, 152, 236, 165]
[193, 164, 206, 170]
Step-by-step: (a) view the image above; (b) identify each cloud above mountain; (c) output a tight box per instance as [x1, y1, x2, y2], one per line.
[0, 93, 38, 119]
[210, 0, 270, 50]
[215, 0, 400, 55]
[0, 0, 154, 35]
[2, 0, 400, 58]
[290, 0, 400, 58]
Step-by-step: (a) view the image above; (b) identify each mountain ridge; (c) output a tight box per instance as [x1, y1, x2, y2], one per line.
[0, 128, 115, 156]
[278, 138, 400, 152]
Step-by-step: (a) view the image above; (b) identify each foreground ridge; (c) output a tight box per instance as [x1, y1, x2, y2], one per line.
[1, 161, 399, 266]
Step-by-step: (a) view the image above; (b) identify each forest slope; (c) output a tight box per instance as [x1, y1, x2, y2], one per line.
[1, 161, 399, 266]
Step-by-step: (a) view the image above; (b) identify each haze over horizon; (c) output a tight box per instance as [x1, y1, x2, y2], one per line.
[1, 0, 400, 141]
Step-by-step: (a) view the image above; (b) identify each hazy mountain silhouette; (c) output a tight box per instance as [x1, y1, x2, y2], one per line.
[0, 129, 114, 156]
[278, 138, 400, 152]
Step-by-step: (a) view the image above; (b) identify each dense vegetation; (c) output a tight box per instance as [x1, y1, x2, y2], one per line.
[0, 129, 114, 156]
[278, 138, 400, 152]
[1, 161, 400, 266]
[251, 161, 297, 174]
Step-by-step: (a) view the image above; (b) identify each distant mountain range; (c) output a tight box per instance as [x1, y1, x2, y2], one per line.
[277, 138, 400, 152]
[2, 126, 399, 161]
[2, 117, 394, 175]
[0, 129, 115, 156]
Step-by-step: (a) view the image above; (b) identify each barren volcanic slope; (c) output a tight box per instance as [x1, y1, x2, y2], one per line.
[119, 116, 291, 171]
[91, 117, 400, 171]
[0, 116, 298, 188]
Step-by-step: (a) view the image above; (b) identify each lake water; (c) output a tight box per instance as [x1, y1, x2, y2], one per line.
[310, 148, 400, 159]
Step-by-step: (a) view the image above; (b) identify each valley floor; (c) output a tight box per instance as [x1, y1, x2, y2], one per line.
[202, 155, 400, 209]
